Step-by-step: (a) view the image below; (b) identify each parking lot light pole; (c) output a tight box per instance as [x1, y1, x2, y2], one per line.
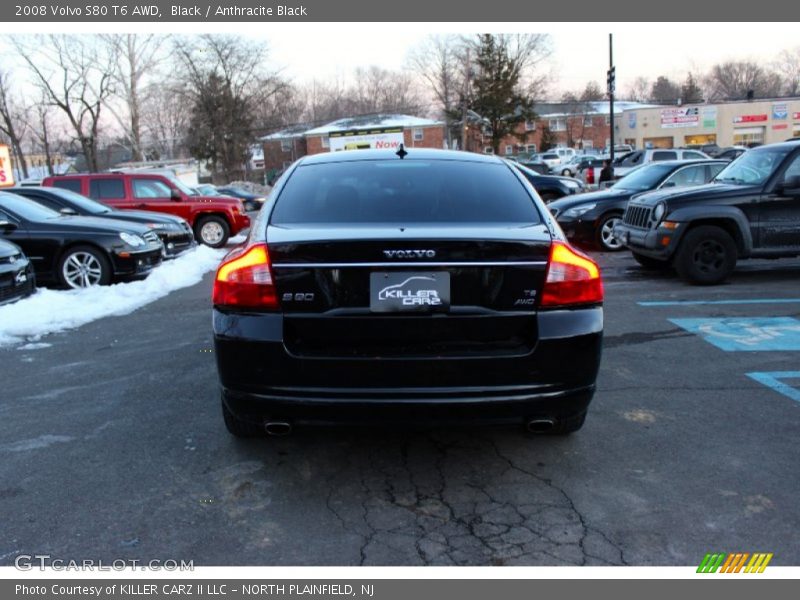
[607, 34, 615, 170]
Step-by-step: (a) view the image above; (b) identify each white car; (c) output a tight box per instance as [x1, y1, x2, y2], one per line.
[613, 148, 710, 178]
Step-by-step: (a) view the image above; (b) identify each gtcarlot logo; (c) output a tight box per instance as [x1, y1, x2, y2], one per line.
[14, 554, 194, 571]
[697, 552, 773, 573]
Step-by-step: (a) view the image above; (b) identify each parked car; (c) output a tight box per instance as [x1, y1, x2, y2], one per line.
[536, 152, 562, 169]
[10, 187, 196, 258]
[42, 172, 250, 248]
[686, 143, 721, 157]
[549, 160, 727, 251]
[213, 149, 603, 437]
[553, 154, 584, 177]
[547, 147, 577, 165]
[613, 148, 711, 179]
[193, 184, 223, 196]
[0, 238, 35, 305]
[604, 144, 633, 155]
[614, 141, 800, 284]
[510, 161, 585, 202]
[716, 146, 748, 161]
[0, 192, 163, 289]
[517, 158, 550, 174]
[216, 186, 267, 212]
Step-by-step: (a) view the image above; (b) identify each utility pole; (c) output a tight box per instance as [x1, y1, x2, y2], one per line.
[461, 47, 470, 152]
[607, 34, 616, 170]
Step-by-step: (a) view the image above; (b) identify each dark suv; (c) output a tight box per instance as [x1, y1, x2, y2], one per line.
[614, 142, 800, 284]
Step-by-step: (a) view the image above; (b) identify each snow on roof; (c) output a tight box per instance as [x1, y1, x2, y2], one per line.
[304, 114, 443, 136]
[260, 125, 310, 141]
[536, 101, 657, 118]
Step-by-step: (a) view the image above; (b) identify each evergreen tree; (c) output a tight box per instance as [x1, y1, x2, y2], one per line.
[469, 34, 537, 154]
[681, 73, 704, 104]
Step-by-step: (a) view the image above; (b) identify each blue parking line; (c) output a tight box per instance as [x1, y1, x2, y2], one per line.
[639, 298, 800, 306]
[747, 372, 800, 404]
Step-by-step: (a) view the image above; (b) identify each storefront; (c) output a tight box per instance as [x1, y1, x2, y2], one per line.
[684, 134, 717, 145]
[733, 127, 766, 146]
[643, 136, 673, 149]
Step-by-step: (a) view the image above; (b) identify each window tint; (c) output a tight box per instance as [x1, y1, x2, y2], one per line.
[683, 151, 706, 159]
[620, 151, 643, 166]
[133, 179, 172, 198]
[0, 193, 60, 221]
[662, 165, 708, 188]
[271, 160, 541, 225]
[50, 179, 82, 193]
[652, 151, 678, 161]
[708, 163, 726, 179]
[22, 194, 61, 211]
[782, 154, 800, 182]
[89, 178, 125, 200]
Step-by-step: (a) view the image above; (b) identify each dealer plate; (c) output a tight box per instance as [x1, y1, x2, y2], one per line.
[369, 272, 450, 313]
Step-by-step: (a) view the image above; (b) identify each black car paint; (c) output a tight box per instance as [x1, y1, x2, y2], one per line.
[0, 192, 164, 286]
[213, 149, 603, 431]
[511, 162, 584, 202]
[614, 143, 800, 263]
[549, 160, 727, 249]
[0, 239, 35, 305]
[10, 187, 197, 258]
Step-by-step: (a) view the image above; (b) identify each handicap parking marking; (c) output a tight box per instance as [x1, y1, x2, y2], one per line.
[669, 317, 800, 351]
[747, 372, 800, 404]
[639, 298, 800, 307]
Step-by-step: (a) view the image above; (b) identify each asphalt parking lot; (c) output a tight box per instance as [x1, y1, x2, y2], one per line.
[1, 251, 799, 567]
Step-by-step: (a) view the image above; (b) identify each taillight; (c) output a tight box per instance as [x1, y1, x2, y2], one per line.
[585, 167, 595, 185]
[212, 243, 279, 310]
[540, 242, 603, 308]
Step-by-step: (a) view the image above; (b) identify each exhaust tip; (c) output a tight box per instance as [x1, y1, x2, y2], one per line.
[526, 418, 556, 434]
[264, 421, 292, 436]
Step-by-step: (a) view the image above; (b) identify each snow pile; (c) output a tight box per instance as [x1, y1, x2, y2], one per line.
[0, 245, 225, 347]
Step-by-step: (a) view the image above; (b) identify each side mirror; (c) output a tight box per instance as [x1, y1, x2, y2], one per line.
[0, 220, 17, 233]
[170, 188, 182, 201]
[59, 207, 78, 216]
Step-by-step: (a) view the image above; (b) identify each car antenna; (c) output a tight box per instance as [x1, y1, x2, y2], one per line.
[396, 144, 407, 159]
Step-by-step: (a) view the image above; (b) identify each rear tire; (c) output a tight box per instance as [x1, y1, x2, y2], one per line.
[561, 168, 573, 177]
[195, 216, 230, 248]
[632, 252, 670, 270]
[221, 397, 264, 438]
[674, 225, 737, 285]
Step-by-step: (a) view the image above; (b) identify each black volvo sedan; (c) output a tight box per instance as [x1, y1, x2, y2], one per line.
[0, 239, 35, 305]
[213, 149, 604, 437]
[0, 192, 163, 289]
[12, 186, 196, 258]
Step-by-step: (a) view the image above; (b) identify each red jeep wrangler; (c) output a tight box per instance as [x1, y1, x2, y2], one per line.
[42, 172, 250, 248]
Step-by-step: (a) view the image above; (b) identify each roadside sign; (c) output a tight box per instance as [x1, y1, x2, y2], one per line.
[0, 144, 15, 187]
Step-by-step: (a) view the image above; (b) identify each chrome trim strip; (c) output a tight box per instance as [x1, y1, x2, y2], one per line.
[272, 261, 547, 268]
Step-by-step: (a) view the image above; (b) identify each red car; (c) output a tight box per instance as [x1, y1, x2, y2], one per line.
[42, 172, 250, 247]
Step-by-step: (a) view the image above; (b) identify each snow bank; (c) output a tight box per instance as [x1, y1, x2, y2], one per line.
[0, 246, 225, 347]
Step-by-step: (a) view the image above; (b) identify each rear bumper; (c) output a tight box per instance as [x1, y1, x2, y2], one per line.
[214, 307, 603, 425]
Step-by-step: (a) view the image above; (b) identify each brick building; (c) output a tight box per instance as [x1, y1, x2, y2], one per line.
[483, 101, 653, 156]
[260, 115, 445, 172]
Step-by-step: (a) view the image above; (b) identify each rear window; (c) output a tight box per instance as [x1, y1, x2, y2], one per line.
[652, 151, 678, 161]
[271, 160, 541, 225]
[50, 179, 82, 193]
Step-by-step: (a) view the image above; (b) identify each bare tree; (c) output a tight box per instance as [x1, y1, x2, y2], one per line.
[27, 92, 65, 176]
[775, 47, 800, 96]
[407, 35, 463, 145]
[0, 70, 29, 178]
[173, 34, 288, 181]
[101, 34, 168, 161]
[139, 83, 191, 159]
[11, 35, 117, 172]
[705, 60, 783, 101]
[623, 76, 650, 102]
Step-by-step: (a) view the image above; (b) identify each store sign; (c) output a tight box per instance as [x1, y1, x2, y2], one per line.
[772, 124, 789, 130]
[0, 144, 14, 187]
[733, 114, 768, 124]
[628, 112, 637, 128]
[772, 103, 788, 120]
[661, 107, 699, 129]
[794, 112, 800, 120]
[701, 106, 717, 128]
[329, 127, 404, 152]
